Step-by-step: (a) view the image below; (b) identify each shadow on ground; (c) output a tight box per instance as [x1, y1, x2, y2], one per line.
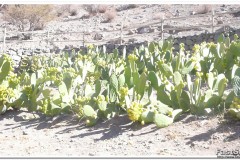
[185, 117, 240, 144]
[1, 109, 240, 143]
[1, 109, 155, 141]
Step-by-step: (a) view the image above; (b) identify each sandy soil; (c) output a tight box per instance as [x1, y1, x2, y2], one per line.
[0, 109, 239, 157]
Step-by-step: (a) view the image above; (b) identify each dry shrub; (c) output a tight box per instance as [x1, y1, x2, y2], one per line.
[196, 4, 212, 14]
[82, 4, 110, 18]
[104, 9, 116, 22]
[83, 4, 98, 16]
[153, 13, 165, 20]
[56, 5, 79, 17]
[4, 4, 55, 31]
[161, 4, 170, 11]
[98, 4, 108, 13]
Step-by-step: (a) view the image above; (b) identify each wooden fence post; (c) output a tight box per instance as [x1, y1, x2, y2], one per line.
[212, 10, 215, 33]
[3, 28, 6, 53]
[83, 31, 85, 47]
[120, 22, 123, 45]
[47, 30, 50, 46]
[161, 18, 164, 40]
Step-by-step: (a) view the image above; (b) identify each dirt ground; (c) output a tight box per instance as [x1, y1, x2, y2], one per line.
[0, 108, 239, 157]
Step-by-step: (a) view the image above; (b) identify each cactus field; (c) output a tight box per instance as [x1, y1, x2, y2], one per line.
[1, 34, 240, 156]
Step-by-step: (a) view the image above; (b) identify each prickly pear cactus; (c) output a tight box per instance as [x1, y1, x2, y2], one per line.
[229, 97, 240, 120]
[127, 102, 143, 122]
[229, 75, 240, 120]
[233, 76, 240, 98]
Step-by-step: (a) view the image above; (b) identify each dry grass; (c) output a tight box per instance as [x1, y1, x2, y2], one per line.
[98, 4, 108, 13]
[196, 4, 212, 14]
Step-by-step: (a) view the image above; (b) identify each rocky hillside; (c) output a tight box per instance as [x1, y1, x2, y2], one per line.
[0, 4, 240, 51]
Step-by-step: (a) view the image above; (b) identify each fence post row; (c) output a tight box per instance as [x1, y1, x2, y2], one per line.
[83, 31, 85, 47]
[47, 30, 50, 46]
[120, 22, 123, 45]
[161, 18, 164, 40]
[3, 28, 6, 53]
[212, 10, 215, 33]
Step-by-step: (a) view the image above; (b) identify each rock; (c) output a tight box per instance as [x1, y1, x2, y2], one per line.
[173, 39, 179, 44]
[128, 29, 135, 35]
[22, 130, 28, 135]
[8, 50, 17, 56]
[137, 26, 151, 34]
[169, 30, 175, 34]
[64, 45, 70, 49]
[214, 34, 220, 41]
[94, 33, 104, 40]
[149, 28, 155, 33]
[173, 44, 179, 51]
[190, 11, 196, 15]
[43, 48, 51, 53]
[89, 153, 95, 156]
[217, 20, 224, 24]
[109, 38, 124, 44]
[175, 10, 180, 16]
[128, 38, 138, 43]
[12, 55, 21, 62]
[34, 50, 41, 54]
[186, 39, 193, 46]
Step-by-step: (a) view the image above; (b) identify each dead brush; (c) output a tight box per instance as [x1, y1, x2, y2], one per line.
[56, 4, 79, 17]
[83, 4, 98, 16]
[196, 4, 212, 14]
[98, 4, 108, 13]
[4, 4, 56, 31]
[104, 9, 117, 23]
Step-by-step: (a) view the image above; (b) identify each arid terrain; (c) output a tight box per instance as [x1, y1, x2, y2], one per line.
[1, 4, 240, 50]
[0, 109, 239, 157]
[0, 4, 240, 158]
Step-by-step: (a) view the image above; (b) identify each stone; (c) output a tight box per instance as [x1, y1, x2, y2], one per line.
[217, 20, 224, 24]
[149, 28, 156, 33]
[43, 48, 51, 53]
[34, 50, 41, 54]
[186, 39, 193, 46]
[94, 33, 104, 40]
[190, 11, 196, 15]
[214, 34, 220, 41]
[9, 50, 17, 56]
[173, 39, 179, 44]
[137, 26, 150, 34]
[173, 44, 179, 51]
[169, 30, 175, 34]
[128, 38, 138, 43]
[12, 55, 21, 62]
[128, 30, 135, 35]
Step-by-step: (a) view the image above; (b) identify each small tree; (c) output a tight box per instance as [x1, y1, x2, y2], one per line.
[4, 4, 55, 31]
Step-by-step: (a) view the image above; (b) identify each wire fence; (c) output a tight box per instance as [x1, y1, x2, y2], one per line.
[1, 8, 240, 52]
